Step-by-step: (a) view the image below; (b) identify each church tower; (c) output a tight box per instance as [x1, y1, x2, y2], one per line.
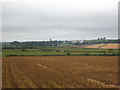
[50, 38, 52, 42]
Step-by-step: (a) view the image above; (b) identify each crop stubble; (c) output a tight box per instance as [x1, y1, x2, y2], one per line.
[2, 56, 119, 88]
[85, 43, 119, 49]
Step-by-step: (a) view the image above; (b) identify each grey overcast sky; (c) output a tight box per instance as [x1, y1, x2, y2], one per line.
[1, 0, 119, 41]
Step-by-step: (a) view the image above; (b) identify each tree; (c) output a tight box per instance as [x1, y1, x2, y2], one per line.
[67, 52, 70, 55]
[21, 46, 26, 51]
[108, 49, 113, 53]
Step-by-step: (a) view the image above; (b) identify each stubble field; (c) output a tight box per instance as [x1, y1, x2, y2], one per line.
[85, 43, 119, 49]
[2, 56, 119, 88]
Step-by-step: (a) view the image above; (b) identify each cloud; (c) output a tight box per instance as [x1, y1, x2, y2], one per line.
[2, 0, 118, 41]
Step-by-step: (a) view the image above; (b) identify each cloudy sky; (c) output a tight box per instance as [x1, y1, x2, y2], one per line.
[1, 0, 119, 41]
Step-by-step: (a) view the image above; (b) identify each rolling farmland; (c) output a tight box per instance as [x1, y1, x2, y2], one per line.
[2, 47, 119, 57]
[2, 56, 119, 88]
[1, 1, 119, 89]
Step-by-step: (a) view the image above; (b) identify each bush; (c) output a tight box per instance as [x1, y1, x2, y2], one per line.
[67, 52, 70, 55]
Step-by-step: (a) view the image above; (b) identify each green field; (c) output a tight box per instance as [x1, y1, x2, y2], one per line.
[2, 47, 120, 57]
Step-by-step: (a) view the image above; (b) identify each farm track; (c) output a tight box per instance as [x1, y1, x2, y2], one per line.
[2, 56, 119, 88]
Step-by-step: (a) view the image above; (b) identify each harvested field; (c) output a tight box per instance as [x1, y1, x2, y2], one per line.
[85, 43, 119, 49]
[85, 44, 106, 48]
[101, 43, 119, 49]
[2, 56, 119, 88]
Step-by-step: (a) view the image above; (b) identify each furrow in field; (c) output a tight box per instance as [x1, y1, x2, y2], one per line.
[36, 61, 119, 88]
[82, 77, 120, 88]
[36, 63, 55, 72]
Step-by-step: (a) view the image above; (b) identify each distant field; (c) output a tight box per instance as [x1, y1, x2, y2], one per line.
[85, 43, 119, 49]
[101, 43, 119, 49]
[2, 56, 119, 88]
[2, 47, 119, 57]
[85, 44, 105, 48]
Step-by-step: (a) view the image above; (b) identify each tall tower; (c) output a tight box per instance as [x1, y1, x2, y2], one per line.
[50, 38, 52, 42]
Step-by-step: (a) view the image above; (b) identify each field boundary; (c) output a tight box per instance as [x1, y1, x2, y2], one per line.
[5, 53, 120, 57]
